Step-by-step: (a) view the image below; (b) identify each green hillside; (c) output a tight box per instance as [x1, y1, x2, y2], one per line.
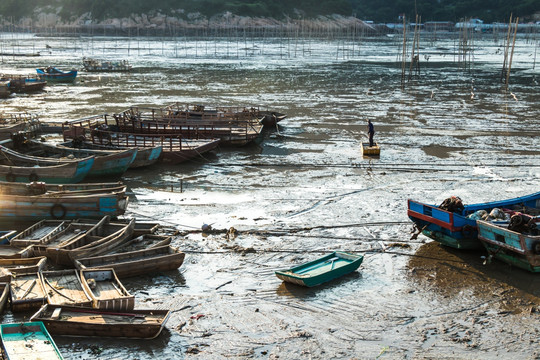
[0, 0, 537, 23]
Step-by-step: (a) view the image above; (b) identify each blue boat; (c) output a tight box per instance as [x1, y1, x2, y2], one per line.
[0, 321, 64, 360]
[275, 251, 364, 287]
[407, 191, 540, 249]
[36, 67, 77, 83]
[0, 230, 18, 245]
[477, 218, 540, 273]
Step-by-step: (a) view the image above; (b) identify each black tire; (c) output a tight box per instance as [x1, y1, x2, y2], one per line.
[5, 173, 15, 182]
[50, 204, 67, 219]
[29, 172, 39, 182]
[533, 242, 540, 255]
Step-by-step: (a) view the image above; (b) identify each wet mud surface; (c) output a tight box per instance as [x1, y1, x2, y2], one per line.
[1, 33, 540, 358]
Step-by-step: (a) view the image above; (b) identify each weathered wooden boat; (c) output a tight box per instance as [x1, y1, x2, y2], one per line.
[110, 233, 172, 254]
[80, 268, 134, 311]
[0, 181, 128, 223]
[0, 74, 47, 93]
[0, 245, 33, 259]
[15, 139, 136, 178]
[118, 107, 264, 146]
[275, 251, 364, 287]
[10, 273, 47, 312]
[0, 144, 94, 183]
[0, 113, 41, 141]
[31, 304, 171, 339]
[9, 220, 68, 247]
[39, 269, 93, 307]
[0, 282, 10, 314]
[64, 124, 220, 164]
[0, 256, 47, 281]
[64, 139, 162, 168]
[0, 321, 64, 360]
[75, 245, 185, 278]
[45, 217, 135, 266]
[361, 142, 380, 156]
[36, 67, 77, 82]
[0, 230, 18, 245]
[407, 191, 540, 250]
[82, 57, 132, 72]
[477, 217, 540, 272]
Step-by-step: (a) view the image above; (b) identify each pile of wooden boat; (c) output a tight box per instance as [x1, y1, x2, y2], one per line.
[82, 57, 133, 72]
[0, 216, 183, 357]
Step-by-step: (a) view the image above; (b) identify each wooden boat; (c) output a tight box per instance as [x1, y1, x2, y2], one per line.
[75, 245, 185, 278]
[80, 268, 134, 311]
[118, 106, 263, 146]
[0, 230, 18, 245]
[31, 304, 170, 339]
[275, 251, 364, 287]
[10, 273, 47, 312]
[110, 233, 172, 253]
[0, 245, 34, 259]
[361, 142, 380, 156]
[0, 181, 128, 223]
[64, 139, 162, 168]
[0, 321, 64, 360]
[64, 122, 220, 164]
[0, 257, 47, 281]
[39, 269, 93, 307]
[0, 144, 94, 183]
[477, 217, 540, 272]
[407, 191, 540, 250]
[9, 220, 68, 247]
[45, 217, 135, 266]
[0, 282, 10, 315]
[36, 67, 77, 82]
[16, 140, 136, 178]
[0, 74, 47, 93]
[82, 57, 132, 72]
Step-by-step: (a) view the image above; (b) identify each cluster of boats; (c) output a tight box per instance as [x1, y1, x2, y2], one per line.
[0, 214, 185, 359]
[408, 191, 540, 272]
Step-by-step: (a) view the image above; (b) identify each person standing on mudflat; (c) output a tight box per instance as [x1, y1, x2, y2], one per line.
[367, 119, 375, 147]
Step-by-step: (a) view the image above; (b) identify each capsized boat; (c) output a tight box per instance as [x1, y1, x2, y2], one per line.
[275, 251, 364, 287]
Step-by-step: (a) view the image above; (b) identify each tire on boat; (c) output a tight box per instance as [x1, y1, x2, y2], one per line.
[29, 172, 39, 182]
[5, 172, 15, 182]
[50, 203, 67, 219]
[533, 242, 540, 255]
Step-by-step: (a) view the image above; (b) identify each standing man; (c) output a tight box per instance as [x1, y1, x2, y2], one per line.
[367, 119, 375, 147]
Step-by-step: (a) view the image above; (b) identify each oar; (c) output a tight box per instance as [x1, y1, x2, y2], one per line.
[21, 279, 36, 299]
[44, 277, 75, 302]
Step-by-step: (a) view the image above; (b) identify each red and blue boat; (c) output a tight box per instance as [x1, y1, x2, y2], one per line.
[407, 191, 540, 250]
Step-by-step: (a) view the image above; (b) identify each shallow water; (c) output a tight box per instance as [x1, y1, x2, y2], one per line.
[1, 32, 540, 359]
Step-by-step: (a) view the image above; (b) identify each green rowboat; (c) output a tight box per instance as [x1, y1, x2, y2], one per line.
[0, 321, 64, 360]
[275, 251, 364, 287]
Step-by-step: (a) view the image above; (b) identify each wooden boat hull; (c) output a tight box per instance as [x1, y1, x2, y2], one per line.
[39, 269, 93, 307]
[275, 252, 364, 287]
[0, 256, 47, 281]
[75, 245, 185, 278]
[0, 321, 64, 360]
[10, 273, 47, 312]
[361, 142, 380, 156]
[407, 192, 540, 250]
[477, 220, 540, 272]
[80, 268, 135, 311]
[9, 220, 69, 247]
[0, 181, 129, 223]
[31, 304, 170, 339]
